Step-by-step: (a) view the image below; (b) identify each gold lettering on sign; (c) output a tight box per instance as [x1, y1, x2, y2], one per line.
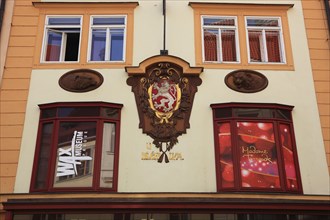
[141, 142, 184, 161]
[242, 145, 272, 163]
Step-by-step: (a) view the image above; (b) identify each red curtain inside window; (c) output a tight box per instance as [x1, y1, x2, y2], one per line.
[222, 31, 236, 62]
[248, 31, 261, 62]
[218, 123, 234, 188]
[204, 32, 217, 61]
[266, 31, 281, 62]
[46, 45, 61, 61]
[280, 124, 298, 191]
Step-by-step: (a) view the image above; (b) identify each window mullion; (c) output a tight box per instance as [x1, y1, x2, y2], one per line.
[231, 120, 241, 190]
[48, 120, 60, 191]
[218, 29, 223, 62]
[105, 28, 111, 61]
[261, 29, 268, 62]
[279, 29, 286, 63]
[60, 32, 66, 61]
[92, 120, 103, 190]
[273, 122, 287, 191]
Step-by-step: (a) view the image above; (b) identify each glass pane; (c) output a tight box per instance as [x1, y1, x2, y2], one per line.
[91, 29, 106, 61]
[238, 122, 280, 189]
[53, 122, 96, 188]
[100, 123, 116, 188]
[248, 30, 263, 62]
[203, 18, 235, 26]
[214, 108, 232, 118]
[13, 215, 39, 220]
[204, 29, 218, 61]
[221, 30, 237, 62]
[34, 123, 53, 190]
[58, 107, 99, 117]
[14, 214, 128, 220]
[66, 214, 116, 219]
[213, 214, 239, 220]
[64, 32, 80, 61]
[275, 109, 291, 120]
[233, 108, 272, 118]
[48, 17, 81, 25]
[101, 107, 119, 119]
[247, 18, 279, 27]
[266, 31, 281, 62]
[46, 31, 62, 61]
[110, 29, 124, 61]
[218, 123, 234, 188]
[280, 124, 298, 191]
[41, 108, 56, 118]
[249, 214, 288, 220]
[93, 17, 125, 25]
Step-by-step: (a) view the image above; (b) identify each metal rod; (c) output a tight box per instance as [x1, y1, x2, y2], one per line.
[161, 0, 168, 55]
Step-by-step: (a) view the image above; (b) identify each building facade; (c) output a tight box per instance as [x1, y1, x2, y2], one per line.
[0, 0, 329, 219]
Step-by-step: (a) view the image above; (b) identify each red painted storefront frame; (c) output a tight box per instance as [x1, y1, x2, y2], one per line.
[210, 102, 303, 194]
[30, 102, 123, 193]
[3, 196, 330, 219]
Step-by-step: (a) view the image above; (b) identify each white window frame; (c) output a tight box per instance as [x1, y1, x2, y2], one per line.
[88, 15, 127, 63]
[245, 16, 286, 64]
[201, 15, 240, 63]
[41, 15, 82, 63]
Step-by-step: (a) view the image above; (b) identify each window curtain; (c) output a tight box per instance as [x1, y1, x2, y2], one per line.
[222, 31, 236, 62]
[248, 31, 261, 62]
[46, 45, 61, 61]
[204, 31, 217, 61]
[266, 31, 281, 62]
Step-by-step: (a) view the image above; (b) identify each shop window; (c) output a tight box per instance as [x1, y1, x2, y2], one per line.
[88, 16, 126, 62]
[246, 17, 285, 63]
[211, 103, 302, 193]
[41, 16, 82, 62]
[202, 16, 239, 63]
[10, 213, 330, 220]
[30, 102, 123, 192]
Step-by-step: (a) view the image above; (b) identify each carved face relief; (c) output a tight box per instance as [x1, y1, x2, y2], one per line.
[59, 69, 103, 93]
[126, 56, 203, 163]
[225, 69, 268, 93]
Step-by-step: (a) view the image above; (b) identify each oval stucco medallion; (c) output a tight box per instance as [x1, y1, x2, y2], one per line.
[225, 69, 268, 93]
[59, 69, 104, 93]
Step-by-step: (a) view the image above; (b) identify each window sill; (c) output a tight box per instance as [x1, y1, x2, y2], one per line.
[33, 62, 132, 69]
[198, 62, 294, 71]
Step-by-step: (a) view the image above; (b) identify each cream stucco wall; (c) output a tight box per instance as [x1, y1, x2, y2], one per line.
[14, 0, 330, 195]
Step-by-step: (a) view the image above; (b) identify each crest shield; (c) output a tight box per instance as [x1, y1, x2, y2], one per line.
[126, 55, 203, 163]
[149, 79, 181, 123]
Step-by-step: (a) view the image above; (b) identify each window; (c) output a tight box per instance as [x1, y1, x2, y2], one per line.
[30, 102, 123, 192]
[246, 17, 285, 63]
[190, 3, 294, 70]
[211, 103, 302, 193]
[33, 2, 138, 67]
[89, 16, 126, 62]
[42, 16, 82, 62]
[202, 16, 239, 63]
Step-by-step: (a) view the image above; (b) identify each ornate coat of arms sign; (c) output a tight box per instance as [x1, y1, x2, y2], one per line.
[126, 55, 203, 163]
